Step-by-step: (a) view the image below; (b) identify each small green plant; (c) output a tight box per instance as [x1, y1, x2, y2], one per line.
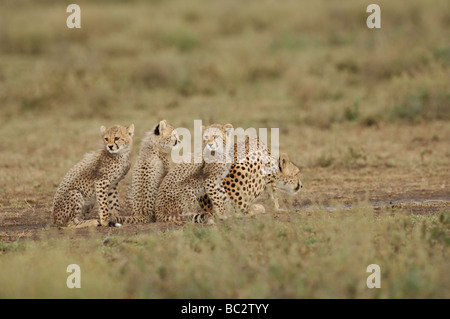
[390, 91, 426, 122]
[344, 101, 360, 122]
[270, 34, 308, 52]
[0, 30, 49, 55]
[343, 147, 367, 168]
[8, 199, 26, 208]
[427, 210, 450, 246]
[160, 29, 199, 52]
[389, 87, 450, 122]
[314, 154, 335, 168]
[0, 241, 25, 254]
[433, 46, 450, 65]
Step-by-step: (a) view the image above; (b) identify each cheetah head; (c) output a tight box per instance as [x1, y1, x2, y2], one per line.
[101, 124, 134, 154]
[153, 120, 181, 150]
[274, 153, 303, 194]
[202, 123, 234, 152]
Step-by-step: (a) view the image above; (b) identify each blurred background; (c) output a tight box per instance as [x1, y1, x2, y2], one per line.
[1, 0, 449, 122]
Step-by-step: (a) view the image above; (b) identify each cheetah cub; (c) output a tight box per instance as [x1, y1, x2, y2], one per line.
[154, 123, 234, 224]
[113, 120, 180, 224]
[52, 124, 134, 228]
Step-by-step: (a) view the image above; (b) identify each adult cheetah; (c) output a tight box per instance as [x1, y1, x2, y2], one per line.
[52, 124, 134, 228]
[198, 136, 302, 216]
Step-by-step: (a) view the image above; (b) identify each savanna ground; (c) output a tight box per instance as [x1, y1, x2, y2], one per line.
[0, 0, 449, 298]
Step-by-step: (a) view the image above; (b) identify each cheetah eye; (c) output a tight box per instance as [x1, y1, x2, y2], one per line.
[104, 138, 108, 142]
[114, 137, 120, 141]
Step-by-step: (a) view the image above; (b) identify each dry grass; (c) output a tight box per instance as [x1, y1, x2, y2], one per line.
[0, 0, 449, 298]
[0, 208, 449, 298]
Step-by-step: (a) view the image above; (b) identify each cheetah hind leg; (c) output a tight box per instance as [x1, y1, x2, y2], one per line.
[59, 191, 100, 229]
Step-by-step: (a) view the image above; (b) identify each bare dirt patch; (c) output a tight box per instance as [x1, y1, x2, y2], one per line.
[1, 172, 448, 243]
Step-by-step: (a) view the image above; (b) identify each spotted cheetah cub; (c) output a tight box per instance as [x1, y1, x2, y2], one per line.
[52, 124, 134, 228]
[113, 120, 180, 224]
[154, 123, 234, 224]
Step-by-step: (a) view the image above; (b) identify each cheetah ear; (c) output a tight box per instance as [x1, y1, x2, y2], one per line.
[279, 153, 290, 170]
[159, 120, 167, 133]
[154, 123, 160, 136]
[100, 126, 107, 134]
[126, 124, 135, 137]
[223, 123, 234, 137]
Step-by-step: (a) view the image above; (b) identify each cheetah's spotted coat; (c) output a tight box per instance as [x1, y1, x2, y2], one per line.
[114, 120, 180, 224]
[52, 124, 134, 228]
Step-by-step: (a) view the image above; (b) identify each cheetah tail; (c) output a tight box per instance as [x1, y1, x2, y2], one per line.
[158, 212, 212, 224]
[113, 215, 149, 224]
[191, 212, 213, 224]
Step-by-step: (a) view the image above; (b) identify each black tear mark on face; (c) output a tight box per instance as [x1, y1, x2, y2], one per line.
[154, 124, 160, 136]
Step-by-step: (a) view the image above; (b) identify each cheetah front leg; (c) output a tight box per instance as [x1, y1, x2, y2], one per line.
[270, 184, 287, 212]
[107, 183, 121, 220]
[198, 194, 213, 213]
[270, 184, 280, 210]
[95, 180, 111, 226]
[204, 178, 228, 219]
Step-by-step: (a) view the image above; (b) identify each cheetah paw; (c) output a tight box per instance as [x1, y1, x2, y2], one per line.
[107, 221, 122, 227]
